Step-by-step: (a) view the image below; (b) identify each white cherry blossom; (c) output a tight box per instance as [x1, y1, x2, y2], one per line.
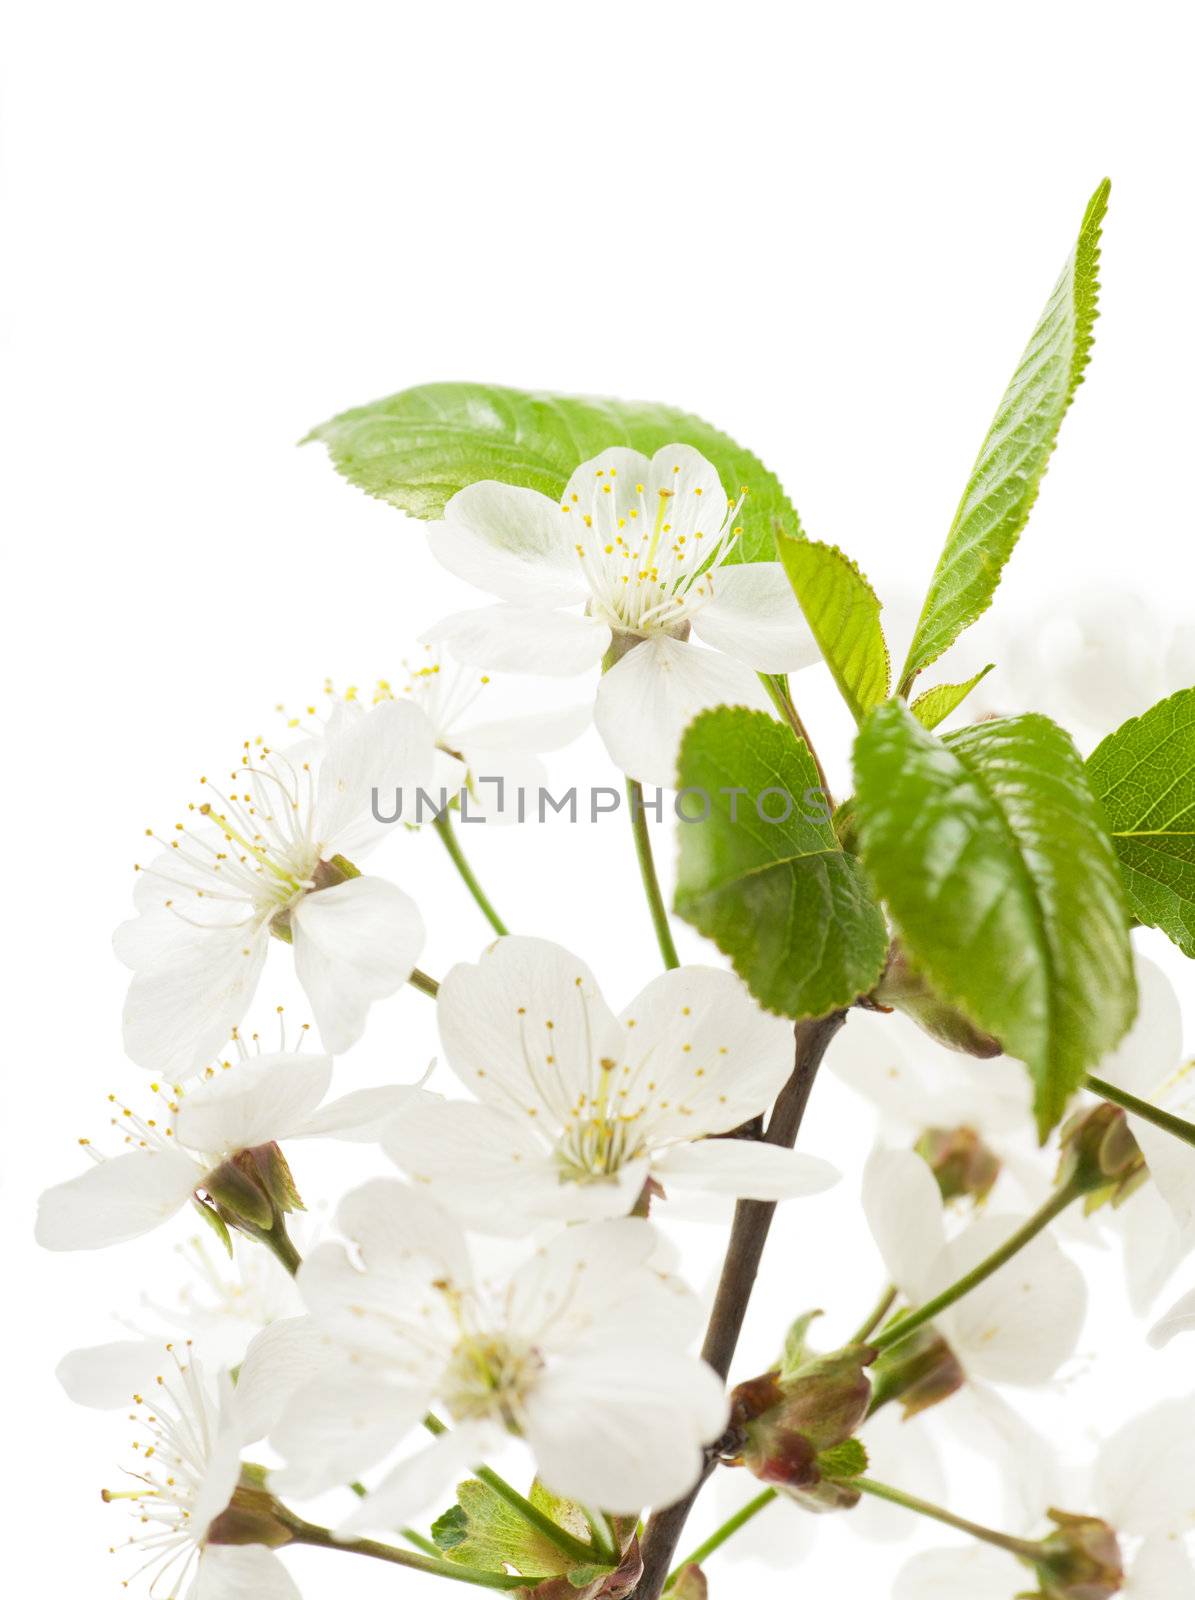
[36, 1048, 424, 1252]
[269, 1182, 728, 1523]
[384, 935, 838, 1230]
[116, 700, 431, 1077]
[423, 444, 820, 786]
[95, 1337, 312, 1600]
[861, 1149, 1087, 1388]
[894, 1397, 1195, 1599]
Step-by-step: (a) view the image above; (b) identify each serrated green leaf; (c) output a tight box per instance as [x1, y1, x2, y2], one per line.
[778, 534, 890, 722]
[900, 181, 1110, 691]
[431, 1478, 581, 1576]
[674, 708, 888, 1017]
[305, 381, 800, 564]
[909, 664, 995, 730]
[816, 1437, 869, 1480]
[1088, 687, 1195, 957]
[854, 703, 1135, 1136]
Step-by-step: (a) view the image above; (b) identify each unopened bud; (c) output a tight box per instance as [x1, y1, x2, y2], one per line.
[731, 1344, 874, 1497]
[669, 1564, 708, 1600]
[1057, 1103, 1146, 1208]
[868, 1324, 965, 1419]
[1029, 1509, 1124, 1599]
[915, 1126, 1001, 1204]
[874, 946, 1002, 1058]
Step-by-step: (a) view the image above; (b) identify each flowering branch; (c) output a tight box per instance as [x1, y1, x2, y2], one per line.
[632, 1010, 847, 1600]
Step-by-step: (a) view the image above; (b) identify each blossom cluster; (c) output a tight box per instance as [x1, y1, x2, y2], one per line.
[38, 442, 1195, 1600]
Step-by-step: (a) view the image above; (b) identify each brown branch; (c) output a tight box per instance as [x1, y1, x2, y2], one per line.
[631, 1009, 847, 1599]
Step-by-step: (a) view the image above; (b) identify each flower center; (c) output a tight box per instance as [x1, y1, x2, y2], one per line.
[443, 1332, 545, 1431]
[564, 462, 745, 637]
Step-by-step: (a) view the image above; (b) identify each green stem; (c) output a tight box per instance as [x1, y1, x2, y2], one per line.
[870, 1180, 1082, 1355]
[434, 811, 510, 936]
[421, 1414, 600, 1567]
[241, 1213, 302, 1276]
[850, 1284, 897, 1345]
[665, 1489, 777, 1586]
[626, 779, 680, 969]
[287, 1518, 533, 1589]
[409, 967, 441, 999]
[758, 673, 833, 803]
[584, 1506, 620, 1564]
[1087, 1074, 1195, 1150]
[853, 1477, 1038, 1560]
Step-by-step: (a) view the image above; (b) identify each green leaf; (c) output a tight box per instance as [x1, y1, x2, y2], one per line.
[778, 534, 889, 722]
[909, 664, 995, 730]
[816, 1438, 869, 1481]
[853, 703, 1135, 1136]
[431, 1478, 585, 1576]
[899, 180, 1110, 691]
[191, 1196, 233, 1257]
[1087, 687, 1195, 957]
[305, 381, 800, 564]
[674, 708, 888, 1018]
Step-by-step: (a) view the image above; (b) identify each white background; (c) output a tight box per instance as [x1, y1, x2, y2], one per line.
[4, 2, 1194, 1594]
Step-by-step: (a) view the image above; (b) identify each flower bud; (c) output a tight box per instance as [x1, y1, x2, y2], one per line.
[1028, 1509, 1124, 1599]
[730, 1344, 874, 1499]
[868, 1324, 966, 1419]
[669, 1564, 708, 1600]
[1057, 1103, 1146, 1208]
[915, 1125, 1002, 1204]
[874, 946, 1002, 1058]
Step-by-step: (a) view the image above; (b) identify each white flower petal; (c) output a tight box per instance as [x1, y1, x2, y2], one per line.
[36, 1150, 200, 1250]
[653, 1139, 838, 1201]
[523, 1347, 727, 1515]
[1128, 1532, 1195, 1598]
[270, 1364, 433, 1499]
[317, 698, 437, 860]
[1093, 1396, 1195, 1535]
[197, 1547, 300, 1600]
[458, 703, 592, 756]
[436, 935, 623, 1126]
[174, 1053, 333, 1156]
[618, 965, 797, 1141]
[1120, 1183, 1188, 1314]
[945, 1383, 1065, 1529]
[929, 1214, 1086, 1385]
[291, 875, 425, 1053]
[432, 480, 589, 606]
[337, 1420, 501, 1534]
[424, 603, 610, 676]
[56, 1339, 174, 1409]
[293, 1083, 432, 1142]
[234, 1317, 334, 1443]
[382, 1097, 566, 1232]
[505, 1217, 697, 1351]
[334, 1178, 474, 1293]
[691, 562, 821, 672]
[594, 635, 771, 787]
[123, 924, 270, 1080]
[860, 1149, 946, 1301]
[893, 1545, 1017, 1600]
[1149, 1285, 1195, 1348]
[1097, 954, 1184, 1100]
